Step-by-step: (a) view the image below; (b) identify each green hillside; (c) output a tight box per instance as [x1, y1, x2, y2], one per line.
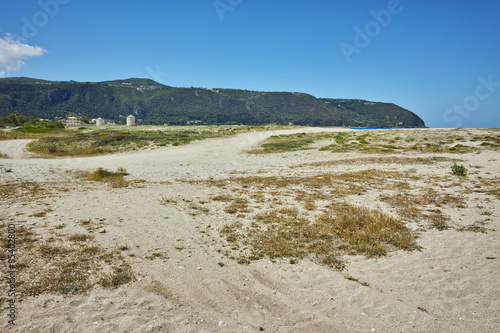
[321, 99, 426, 128]
[0, 77, 426, 127]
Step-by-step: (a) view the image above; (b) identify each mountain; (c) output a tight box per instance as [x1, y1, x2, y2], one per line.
[0, 77, 426, 127]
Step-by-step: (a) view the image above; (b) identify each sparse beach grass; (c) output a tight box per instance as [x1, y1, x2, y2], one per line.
[1, 127, 498, 332]
[248, 132, 316, 153]
[199, 130, 500, 269]
[0, 219, 133, 300]
[300, 156, 460, 167]
[0, 182, 60, 202]
[249, 128, 500, 154]
[0, 126, 68, 140]
[219, 202, 417, 269]
[205, 170, 429, 268]
[25, 124, 295, 156]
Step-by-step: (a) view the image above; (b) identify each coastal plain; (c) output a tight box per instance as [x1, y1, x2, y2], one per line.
[1, 127, 499, 332]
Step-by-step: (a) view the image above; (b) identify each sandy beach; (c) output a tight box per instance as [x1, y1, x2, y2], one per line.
[1, 127, 499, 332]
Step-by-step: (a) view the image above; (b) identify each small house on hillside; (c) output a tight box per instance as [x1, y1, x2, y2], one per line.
[66, 117, 81, 127]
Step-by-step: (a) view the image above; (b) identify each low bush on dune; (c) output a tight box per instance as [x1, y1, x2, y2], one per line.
[451, 163, 467, 176]
[75, 167, 129, 187]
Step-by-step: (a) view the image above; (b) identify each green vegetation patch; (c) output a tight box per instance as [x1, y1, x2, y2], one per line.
[316, 129, 498, 154]
[14, 118, 65, 134]
[77, 167, 129, 188]
[250, 132, 315, 153]
[27, 129, 202, 156]
[88, 167, 128, 181]
[26, 125, 288, 156]
[1, 116, 67, 140]
[451, 163, 467, 176]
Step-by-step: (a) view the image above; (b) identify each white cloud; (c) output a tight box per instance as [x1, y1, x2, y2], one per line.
[0, 34, 47, 75]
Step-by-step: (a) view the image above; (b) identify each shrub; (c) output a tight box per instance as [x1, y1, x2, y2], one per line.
[75, 167, 129, 188]
[451, 163, 467, 176]
[89, 167, 128, 181]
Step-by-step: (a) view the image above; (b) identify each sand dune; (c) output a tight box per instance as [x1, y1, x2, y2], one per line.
[1, 127, 498, 332]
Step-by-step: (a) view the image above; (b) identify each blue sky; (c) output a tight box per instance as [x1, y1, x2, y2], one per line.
[0, 0, 499, 128]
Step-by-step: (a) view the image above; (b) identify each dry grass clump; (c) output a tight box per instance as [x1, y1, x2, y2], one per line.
[215, 169, 417, 206]
[67, 233, 93, 242]
[160, 197, 178, 205]
[344, 275, 370, 287]
[458, 223, 491, 234]
[379, 189, 466, 230]
[476, 177, 500, 199]
[187, 203, 209, 215]
[29, 208, 54, 218]
[223, 169, 407, 194]
[99, 265, 134, 289]
[249, 213, 311, 258]
[220, 222, 242, 243]
[211, 194, 234, 202]
[221, 204, 417, 269]
[0, 182, 51, 202]
[0, 225, 37, 258]
[0, 221, 134, 303]
[224, 198, 252, 215]
[426, 211, 451, 231]
[315, 204, 417, 256]
[207, 169, 434, 268]
[303, 200, 317, 211]
[381, 189, 466, 210]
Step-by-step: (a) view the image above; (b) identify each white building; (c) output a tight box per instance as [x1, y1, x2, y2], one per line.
[66, 117, 81, 127]
[126, 115, 136, 126]
[96, 118, 105, 126]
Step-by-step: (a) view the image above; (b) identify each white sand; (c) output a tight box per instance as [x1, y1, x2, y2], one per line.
[0, 127, 499, 332]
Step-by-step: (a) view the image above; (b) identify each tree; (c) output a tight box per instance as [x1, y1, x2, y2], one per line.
[5, 111, 28, 126]
[81, 116, 91, 124]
